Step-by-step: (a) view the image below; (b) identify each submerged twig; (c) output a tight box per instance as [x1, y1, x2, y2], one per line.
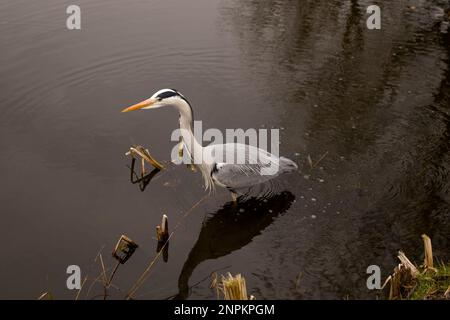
[306, 151, 328, 171]
[312, 151, 328, 169]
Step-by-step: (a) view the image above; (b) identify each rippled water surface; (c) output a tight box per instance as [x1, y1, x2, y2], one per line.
[1, 0, 449, 299]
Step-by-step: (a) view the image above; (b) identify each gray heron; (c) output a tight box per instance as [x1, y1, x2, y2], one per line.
[122, 89, 298, 200]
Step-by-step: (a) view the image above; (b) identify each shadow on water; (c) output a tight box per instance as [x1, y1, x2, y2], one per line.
[174, 191, 295, 299]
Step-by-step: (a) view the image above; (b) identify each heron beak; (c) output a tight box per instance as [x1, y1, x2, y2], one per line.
[121, 98, 156, 113]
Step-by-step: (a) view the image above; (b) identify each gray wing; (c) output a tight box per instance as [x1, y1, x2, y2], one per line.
[206, 143, 297, 190]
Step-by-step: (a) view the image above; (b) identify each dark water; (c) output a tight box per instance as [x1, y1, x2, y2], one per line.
[1, 0, 449, 299]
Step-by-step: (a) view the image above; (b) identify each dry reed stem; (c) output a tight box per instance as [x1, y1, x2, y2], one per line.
[125, 146, 164, 170]
[38, 292, 53, 300]
[126, 194, 210, 299]
[421, 234, 434, 270]
[384, 234, 448, 300]
[74, 245, 106, 300]
[221, 273, 248, 300]
[156, 214, 169, 242]
[307, 155, 313, 169]
[75, 276, 88, 300]
[383, 252, 420, 299]
[312, 151, 329, 169]
[99, 254, 108, 286]
[398, 251, 420, 277]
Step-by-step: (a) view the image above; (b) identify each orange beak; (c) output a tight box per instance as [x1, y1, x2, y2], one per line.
[121, 98, 156, 113]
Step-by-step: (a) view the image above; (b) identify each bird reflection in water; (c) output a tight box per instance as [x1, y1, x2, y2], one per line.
[174, 191, 295, 299]
[126, 154, 295, 298]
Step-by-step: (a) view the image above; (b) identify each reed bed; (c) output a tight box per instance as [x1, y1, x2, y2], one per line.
[383, 234, 450, 300]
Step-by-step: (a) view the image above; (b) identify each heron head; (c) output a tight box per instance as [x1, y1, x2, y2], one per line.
[121, 88, 188, 113]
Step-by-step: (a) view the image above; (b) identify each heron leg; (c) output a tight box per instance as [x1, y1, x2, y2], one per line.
[178, 137, 184, 159]
[178, 138, 196, 172]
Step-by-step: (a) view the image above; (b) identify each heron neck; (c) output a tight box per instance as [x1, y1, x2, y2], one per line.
[180, 121, 204, 164]
[174, 99, 204, 164]
[174, 99, 215, 191]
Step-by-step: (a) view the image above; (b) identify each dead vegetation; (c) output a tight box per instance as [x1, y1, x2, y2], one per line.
[39, 145, 449, 301]
[382, 234, 450, 300]
[211, 272, 255, 300]
[39, 145, 257, 300]
[125, 145, 164, 171]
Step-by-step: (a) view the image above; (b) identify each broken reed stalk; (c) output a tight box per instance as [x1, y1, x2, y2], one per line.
[386, 263, 413, 300]
[445, 285, 450, 298]
[388, 252, 419, 299]
[421, 234, 434, 270]
[125, 146, 164, 171]
[210, 272, 255, 300]
[126, 194, 210, 300]
[221, 273, 248, 300]
[105, 234, 139, 295]
[156, 214, 169, 242]
[383, 234, 450, 300]
[383, 248, 422, 299]
[397, 251, 420, 277]
[112, 235, 138, 264]
[384, 249, 422, 299]
[156, 214, 170, 262]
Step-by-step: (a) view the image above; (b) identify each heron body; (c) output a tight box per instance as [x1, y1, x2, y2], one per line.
[122, 89, 298, 196]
